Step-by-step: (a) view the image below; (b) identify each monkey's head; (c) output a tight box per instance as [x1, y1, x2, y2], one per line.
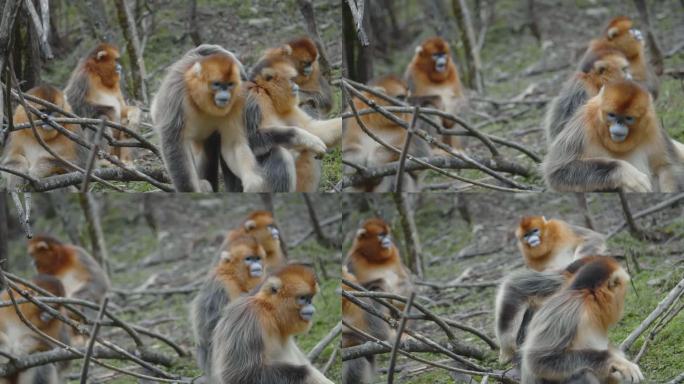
[353, 218, 395, 262]
[258, 264, 319, 335]
[250, 59, 299, 113]
[14, 85, 72, 141]
[242, 210, 280, 245]
[27, 235, 70, 275]
[287, 37, 319, 82]
[568, 257, 629, 331]
[84, 43, 122, 89]
[603, 16, 643, 59]
[595, 80, 655, 154]
[414, 37, 455, 82]
[579, 49, 631, 95]
[516, 216, 548, 250]
[218, 235, 266, 288]
[185, 53, 241, 117]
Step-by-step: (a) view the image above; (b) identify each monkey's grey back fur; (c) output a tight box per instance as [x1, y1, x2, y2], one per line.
[496, 269, 565, 362]
[342, 290, 392, 384]
[191, 272, 231, 376]
[72, 246, 111, 318]
[211, 297, 310, 384]
[520, 291, 610, 383]
[543, 78, 589, 143]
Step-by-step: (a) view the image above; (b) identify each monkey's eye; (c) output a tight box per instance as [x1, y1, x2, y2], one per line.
[245, 256, 261, 262]
[226, 82, 235, 89]
[297, 295, 313, 305]
[265, 75, 273, 81]
[211, 82, 223, 90]
[624, 116, 635, 125]
[607, 112, 617, 121]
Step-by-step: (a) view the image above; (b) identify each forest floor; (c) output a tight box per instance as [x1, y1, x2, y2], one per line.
[367, 0, 684, 191]
[5, 194, 343, 383]
[341, 193, 684, 383]
[37, 0, 342, 192]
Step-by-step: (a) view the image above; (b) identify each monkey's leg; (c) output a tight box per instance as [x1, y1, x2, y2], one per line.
[342, 357, 375, 384]
[197, 133, 220, 192]
[656, 164, 684, 192]
[160, 135, 203, 192]
[2, 154, 30, 190]
[260, 148, 296, 192]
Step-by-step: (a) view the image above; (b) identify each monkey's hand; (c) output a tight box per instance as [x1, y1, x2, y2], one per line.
[124, 106, 142, 130]
[293, 129, 327, 155]
[609, 355, 644, 383]
[616, 162, 652, 192]
[241, 173, 265, 193]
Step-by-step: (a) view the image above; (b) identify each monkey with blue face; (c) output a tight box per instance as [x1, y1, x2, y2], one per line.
[344, 218, 413, 311]
[210, 264, 334, 384]
[190, 234, 267, 379]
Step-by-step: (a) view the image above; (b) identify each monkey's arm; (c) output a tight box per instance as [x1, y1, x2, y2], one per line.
[291, 109, 342, 147]
[542, 115, 652, 192]
[219, 134, 265, 193]
[260, 126, 326, 155]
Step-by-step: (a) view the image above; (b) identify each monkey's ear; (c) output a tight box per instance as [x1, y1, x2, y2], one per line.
[96, 50, 108, 61]
[262, 68, 277, 81]
[597, 85, 606, 99]
[244, 219, 257, 231]
[607, 27, 620, 40]
[356, 228, 367, 238]
[191, 62, 202, 77]
[415, 46, 423, 54]
[262, 276, 283, 295]
[34, 241, 49, 250]
[220, 251, 231, 262]
[595, 62, 608, 75]
[282, 44, 294, 56]
[541, 216, 547, 223]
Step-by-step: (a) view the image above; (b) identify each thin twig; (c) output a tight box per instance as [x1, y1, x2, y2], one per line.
[394, 106, 419, 193]
[387, 292, 416, 384]
[80, 296, 110, 383]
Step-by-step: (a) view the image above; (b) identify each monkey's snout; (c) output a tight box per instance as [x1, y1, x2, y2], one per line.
[250, 263, 263, 277]
[214, 92, 231, 107]
[303, 66, 313, 76]
[300, 304, 315, 321]
[527, 235, 541, 247]
[435, 57, 447, 73]
[381, 237, 392, 249]
[609, 123, 629, 142]
[292, 83, 300, 96]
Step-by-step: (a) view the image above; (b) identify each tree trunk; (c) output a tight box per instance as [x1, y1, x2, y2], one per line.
[80, 0, 113, 42]
[0, 0, 22, 72]
[259, 193, 274, 212]
[79, 193, 109, 276]
[187, 0, 202, 46]
[114, 0, 147, 103]
[633, 0, 664, 76]
[302, 194, 339, 249]
[451, 0, 484, 92]
[617, 192, 645, 240]
[525, 0, 541, 44]
[392, 193, 424, 278]
[47, 194, 82, 246]
[575, 193, 595, 230]
[297, 0, 332, 81]
[0, 193, 9, 290]
[343, 0, 373, 82]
